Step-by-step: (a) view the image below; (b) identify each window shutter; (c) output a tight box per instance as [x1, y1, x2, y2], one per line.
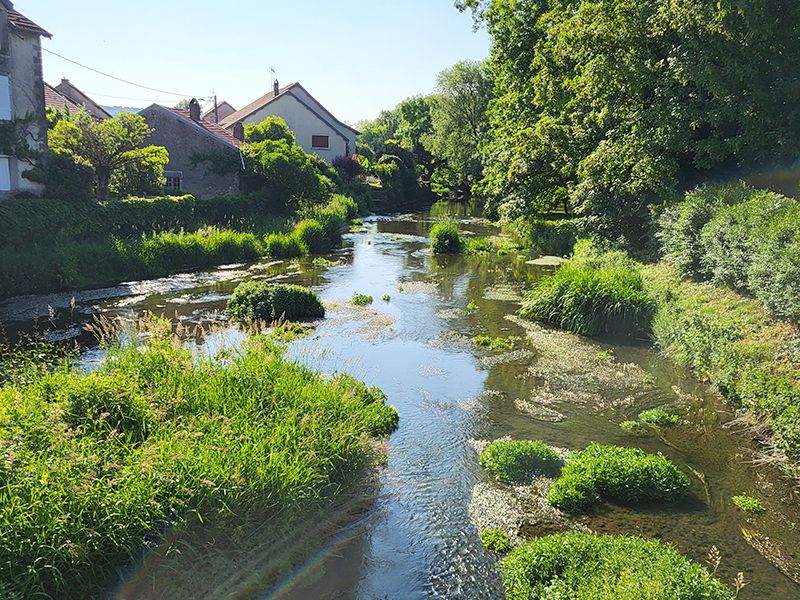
[0, 75, 10, 120]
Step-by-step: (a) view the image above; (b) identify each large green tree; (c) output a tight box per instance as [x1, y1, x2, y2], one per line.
[459, 0, 800, 246]
[48, 110, 168, 200]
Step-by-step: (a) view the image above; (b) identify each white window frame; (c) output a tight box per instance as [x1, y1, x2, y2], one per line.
[311, 134, 330, 150]
[0, 74, 11, 121]
[0, 155, 12, 192]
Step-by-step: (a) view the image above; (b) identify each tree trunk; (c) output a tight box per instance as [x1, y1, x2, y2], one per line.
[563, 197, 570, 215]
[96, 166, 111, 201]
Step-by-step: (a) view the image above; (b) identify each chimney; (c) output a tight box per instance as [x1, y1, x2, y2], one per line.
[233, 122, 244, 142]
[188, 98, 201, 121]
[273, 79, 280, 96]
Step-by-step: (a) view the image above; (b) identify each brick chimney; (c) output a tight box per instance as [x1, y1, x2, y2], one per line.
[273, 79, 280, 96]
[188, 98, 201, 121]
[233, 121, 244, 142]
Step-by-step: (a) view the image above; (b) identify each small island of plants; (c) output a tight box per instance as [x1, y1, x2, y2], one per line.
[479, 439, 562, 484]
[227, 281, 325, 322]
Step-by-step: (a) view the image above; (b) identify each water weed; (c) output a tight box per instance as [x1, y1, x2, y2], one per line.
[481, 529, 513, 554]
[352, 293, 374, 306]
[480, 439, 562, 484]
[228, 281, 325, 321]
[639, 408, 680, 426]
[472, 336, 518, 351]
[430, 222, 464, 254]
[732, 495, 766, 515]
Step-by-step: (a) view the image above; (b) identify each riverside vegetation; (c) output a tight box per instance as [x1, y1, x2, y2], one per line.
[0, 318, 398, 598]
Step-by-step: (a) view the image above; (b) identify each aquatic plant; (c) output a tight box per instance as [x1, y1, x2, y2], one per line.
[519, 217, 581, 257]
[639, 408, 680, 426]
[0, 319, 396, 598]
[480, 439, 562, 484]
[547, 443, 690, 512]
[480, 529, 513, 554]
[466, 302, 479, 312]
[352, 293, 374, 306]
[227, 281, 325, 321]
[619, 420, 649, 437]
[264, 232, 307, 258]
[499, 532, 733, 599]
[732, 495, 766, 515]
[312, 256, 338, 268]
[430, 221, 464, 254]
[293, 219, 328, 254]
[472, 335, 517, 351]
[382, 295, 391, 302]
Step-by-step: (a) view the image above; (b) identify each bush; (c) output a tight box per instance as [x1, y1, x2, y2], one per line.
[520, 246, 655, 338]
[479, 439, 562, 484]
[293, 219, 327, 254]
[499, 533, 733, 600]
[732, 495, 766, 515]
[430, 221, 463, 254]
[23, 151, 95, 201]
[332, 154, 364, 180]
[547, 443, 690, 512]
[264, 232, 307, 258]
[227, 281, 325, 322]
[638, 408, 680, 426]
[480, 529, 513, 554]
[521, 217, 582, 256]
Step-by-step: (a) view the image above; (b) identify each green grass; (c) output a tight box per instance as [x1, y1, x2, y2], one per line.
[732, 495, 766, 515]
[227, 281, 325, 322]
[472, 335, 518, 351]
[547, 443, 690, 512]
[480, 529, 513, 554]
[292, 219, 328, 254]
[479, 439, 562, 484]
[499, 532, 733, 599]
[0, 319, 398, 598]
[352, 293, 374, 306]
[430, 221, 464, 254]
[639, 408, 681, 426]
[264, 232, 307, 258]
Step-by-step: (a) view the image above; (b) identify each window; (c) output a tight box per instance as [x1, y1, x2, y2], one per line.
[311, 135, 330, 149]
[0, 75, 10, 121]
[164, 171, 182, 191]
[0, 156, 11, 192]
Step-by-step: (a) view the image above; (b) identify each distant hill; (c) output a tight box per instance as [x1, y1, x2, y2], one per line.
[102, 105, 143, 117]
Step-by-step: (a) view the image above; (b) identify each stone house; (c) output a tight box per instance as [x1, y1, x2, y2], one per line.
[202, 100, 236, 124]
[219, 81, 358, 163]
[0, 0, 50, 196]
[44, 79, 110, 120]
[140, 99, 245, 198]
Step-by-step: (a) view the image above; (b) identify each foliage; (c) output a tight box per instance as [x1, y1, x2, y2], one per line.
[382, 295, 391, 302]
[244, 116, 296, 144]
[638, 409, 680, 427]
[110, 145, 169, 197]
[332, 154, 364, 180]
[461, 0, 800, 245]
[22, 151, 95, 201]
[731, 495, 766, 515]
[479, 439, 562, 484]
[497, 532, 733, 600]
[363, 402, 400, 438]
[263, 232, 306, 258]
[472, 335, 516, 351]
[0, 320, 394, 598]
[519, 218, 582, 257]
[430, 221, 464, 254]
[520, 245, 655, 338]
[619, 420, 648, 437]
[547, 443, 690, 512]
[227, 281, 325, 322]
[293, 219, 327, 254]
[480, 529, 513, 554]
[352, 293, 373, 306]
[48, 109, 168, 200]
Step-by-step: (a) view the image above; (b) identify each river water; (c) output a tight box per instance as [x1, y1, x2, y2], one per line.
[1, 207, 798, 599]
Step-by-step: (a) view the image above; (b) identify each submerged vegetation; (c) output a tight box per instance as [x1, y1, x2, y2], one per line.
[0, 320, 397, 598]
[472, 335, 517, 351]
[227, 281, 325, 322]
[547, 443, 690, 512]
[498, 533, 733, 600]
[479, 439, 562, 484]
[639, 408, 681, 427]
[732, 495, 766, 516]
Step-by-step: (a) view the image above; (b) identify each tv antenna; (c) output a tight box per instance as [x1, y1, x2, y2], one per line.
[269, 66, 276, 84]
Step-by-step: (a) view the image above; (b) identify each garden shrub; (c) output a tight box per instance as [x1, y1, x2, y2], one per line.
[499, 532, 733, 599]
[480, 529, 513, 554]
[479, 439, 562, 484]
[227, 281, 325, 322]
[430, 221, 463, 254]
[264, 232, 307, 258]
[293, 219, 327, 254]
[638, 408, 680, 426]
[547, 443, 690, 511]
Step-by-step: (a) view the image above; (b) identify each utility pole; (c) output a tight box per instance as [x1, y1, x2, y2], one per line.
[213, 94, 218, 123]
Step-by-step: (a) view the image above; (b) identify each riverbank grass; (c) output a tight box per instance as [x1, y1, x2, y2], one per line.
[480, 439, 562, 484]
[430, 221, 464, 254]
[227, 281, 325, 322]
[499, 532, 733, 599]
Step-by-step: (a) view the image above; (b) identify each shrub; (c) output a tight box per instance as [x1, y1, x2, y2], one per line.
[638, 408, 680, 426]
[521, 217, 582, 256]
[732, 495, 766, 515]
[430, 221, 463, 254]
[479, 439, 562, 484]
[227, 281, 325, 322]
[332, 154, 364, 180]
[293, 219, 327, 254]
[480, 529, 513, 554]
[352, 293, 373, 306]
[520, 248, 655, 338]
[499, 533, 733, 600]
[264, 232, 307, 258]
[547, 443, 690, 511]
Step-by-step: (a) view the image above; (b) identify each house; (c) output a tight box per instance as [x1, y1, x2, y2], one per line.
[202, 100, 236, 124]
[44, 80, 109, 120]
[0, 0, 51, 196]
[219, 81, 358, 163]
[140, 98, 244, 198]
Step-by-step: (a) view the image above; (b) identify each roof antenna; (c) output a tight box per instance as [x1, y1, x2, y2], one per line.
[269, 67, 276, 88]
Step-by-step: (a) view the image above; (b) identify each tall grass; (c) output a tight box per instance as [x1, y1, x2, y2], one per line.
[0, 319, 397, 598]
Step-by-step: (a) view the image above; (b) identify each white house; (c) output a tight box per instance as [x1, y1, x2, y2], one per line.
[219, 81, 358, 163]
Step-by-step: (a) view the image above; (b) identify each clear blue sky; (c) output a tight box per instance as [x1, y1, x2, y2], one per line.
[22, 0, 489, 125]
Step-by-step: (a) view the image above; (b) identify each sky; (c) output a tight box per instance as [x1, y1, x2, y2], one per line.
[21, 0, 489, 125]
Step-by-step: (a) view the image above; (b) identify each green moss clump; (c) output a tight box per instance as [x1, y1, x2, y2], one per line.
[639, 408, 680, 426]
[264, 232, 307, 258]
[499, 533, 733, 599]
[481, 529, 513, 554]
[228, 281, 324, 322]
[547, 443, 690, 512]
[430, 222, 464, 254]
[352, 293, 374, 306]
[480, 439, 562, 484]
[732, 495, 766, 515]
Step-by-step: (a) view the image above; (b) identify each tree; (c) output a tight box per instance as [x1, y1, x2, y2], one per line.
[459, 0, 800, 246]
[244, 116, 295, 145]
[48, 110, 168, 200]
[423, 60, 492, 199]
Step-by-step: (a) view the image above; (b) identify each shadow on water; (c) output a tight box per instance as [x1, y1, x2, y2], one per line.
[1, 202, 799, 599]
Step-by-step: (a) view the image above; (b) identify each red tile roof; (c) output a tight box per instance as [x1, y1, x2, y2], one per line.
[170, 108, 244, 147]
[8, 8, 51, 38]
[44, 82, 81, 113]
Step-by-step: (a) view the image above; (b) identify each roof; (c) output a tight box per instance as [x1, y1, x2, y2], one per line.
[7, 8, 51, 38]
[202, 100, 236, 120]
[219, 82, 360, 137]
[55, 79, 112, 120]
[168, 107, 244, 148]
[44, 83, 81, 113]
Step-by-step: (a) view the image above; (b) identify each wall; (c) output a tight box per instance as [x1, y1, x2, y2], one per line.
[140, 106, 241, 198]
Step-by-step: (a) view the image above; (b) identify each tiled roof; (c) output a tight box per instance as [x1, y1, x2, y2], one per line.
[202, 100, 236, 120]
[8, 9, 51, 38]
[44, 83, 81, 113]
[218, 83, 297, 129]
[170, 108, 244, 147]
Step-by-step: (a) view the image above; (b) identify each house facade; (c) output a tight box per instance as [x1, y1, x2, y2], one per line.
[140, 99, 244, 198]
[0, 1, 50, 196]
[202, 100, 236, 124]
[219, 81, 357, 163]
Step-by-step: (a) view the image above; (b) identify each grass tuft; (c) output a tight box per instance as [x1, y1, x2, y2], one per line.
[227, 281, 325, 321]
[430, 222, 464, 254]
